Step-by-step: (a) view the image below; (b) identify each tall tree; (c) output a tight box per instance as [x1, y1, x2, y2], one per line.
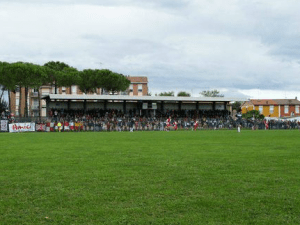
[30, 64, 48, 119]
[0, 61, 16, 113]
[44, 61, 71, 94]
[104, 72, 130, 94]
[77, 69, 98, 94]
[200, 90, 224, 97]
[159, 91, 174, 96]
[177, 91, 191, 97]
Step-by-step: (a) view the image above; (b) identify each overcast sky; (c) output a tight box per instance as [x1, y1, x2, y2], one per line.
[1, 0, 300, 99]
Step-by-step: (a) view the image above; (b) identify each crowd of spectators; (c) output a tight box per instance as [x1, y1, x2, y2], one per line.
[47, 108, 300, 131]
[2, 108, 299, 131]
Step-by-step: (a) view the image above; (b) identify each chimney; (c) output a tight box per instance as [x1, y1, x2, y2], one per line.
[296, 97, 297, 100]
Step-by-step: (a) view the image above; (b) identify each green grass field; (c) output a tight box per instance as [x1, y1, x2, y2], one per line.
[1, 130, 300, 224]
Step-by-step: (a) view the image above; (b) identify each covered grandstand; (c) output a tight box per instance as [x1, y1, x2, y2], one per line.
[43, 94, 247, 116]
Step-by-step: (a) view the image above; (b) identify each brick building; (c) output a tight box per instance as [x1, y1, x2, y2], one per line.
[241, 98, 300, 118]
[127, 76, 148, 96]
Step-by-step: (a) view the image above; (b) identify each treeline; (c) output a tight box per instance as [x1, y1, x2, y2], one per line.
[0, 61, 130, 117]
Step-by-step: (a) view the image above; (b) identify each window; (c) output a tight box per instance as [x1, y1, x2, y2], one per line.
[138, 84, 143, 92]
[33, 99, 39, 106]
[129, 84, 133, 92]
[259, 106, 263, 114]
[284, 105, 289, 114]
[32, 99, 39, 110]
[269, 105, 274, 114]
[295, 105, 299, 114]
[71, 86, 77, 95]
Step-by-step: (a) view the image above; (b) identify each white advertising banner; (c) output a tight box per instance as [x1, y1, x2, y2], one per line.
[1, 120, 8, 131]
[9, 123, 36, 133]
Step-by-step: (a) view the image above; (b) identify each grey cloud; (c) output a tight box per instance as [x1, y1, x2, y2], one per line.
[1, 0, 300, 98]
[0, 0, 190, 9]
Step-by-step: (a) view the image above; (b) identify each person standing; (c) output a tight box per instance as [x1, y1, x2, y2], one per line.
[237, 124, 241, 133]
[173, 121, 178, 131]
[166, 116, 171, 131]
[194, 120, 199, 131]
[57, 121, 62, 132]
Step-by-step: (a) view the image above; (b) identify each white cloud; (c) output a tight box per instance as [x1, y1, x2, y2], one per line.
[0, 0, 300, 99]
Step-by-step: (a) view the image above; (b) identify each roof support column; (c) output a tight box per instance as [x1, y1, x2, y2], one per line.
[178, 101, 182, 111]
[161, 101, 164, 113]
[213, 102, 216, 111]
[84, 100, 87, 113]
[196, 102, 199, 111]
[46, 98, 50, 117]
[104, 100, 107, 110]
[123, 100, 126, 114]
[67, 100, 71, 111]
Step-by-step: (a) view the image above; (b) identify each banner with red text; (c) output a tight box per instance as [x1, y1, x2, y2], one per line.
[9, 123, 36, 133]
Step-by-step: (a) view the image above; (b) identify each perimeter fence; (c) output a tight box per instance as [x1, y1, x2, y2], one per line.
[1, 115, 300, 133]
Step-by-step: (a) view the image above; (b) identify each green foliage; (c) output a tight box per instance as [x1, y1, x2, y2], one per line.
[77, 69, 130, 94]
[177, 91, 191, 97]
[159, 91, 174, 96]
[200, 89, 224, 97]
[77, 69, 98, 94]
[44, 61, 71, 93]
[57, 67, 79, 88]
[232, 101, 242, 112]
[242, 109, 265, 120]
[1, 131, 300, 224]
[1, 60, 131, 102]
[102, 72, 130, 94]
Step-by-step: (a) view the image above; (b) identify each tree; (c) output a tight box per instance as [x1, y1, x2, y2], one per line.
[0, 61, 17, 113]
[200, 90, 224, 97]
[57, 67, 79, 87]
[232, 101, 242, 112]
[0, 99, 8, 115]
[77, 69, 98, 94]
[100, 70, 130, 94]
[242, 110, 264, 120]
[159, 91, 174, 96]
[1, 62, 49, 117]
[3, 62, 28, 117]
[177, 91, 191, 97]
[102, 72, 130, 94]
[44, 61, 71, 94]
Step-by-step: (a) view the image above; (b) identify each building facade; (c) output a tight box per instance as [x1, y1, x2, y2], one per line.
[241, 98, 300, 117]
[127, 76, 148, 96]
[9, 76, 149, 117]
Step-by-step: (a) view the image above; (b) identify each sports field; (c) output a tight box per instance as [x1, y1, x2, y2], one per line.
[1, 130, 300, 224]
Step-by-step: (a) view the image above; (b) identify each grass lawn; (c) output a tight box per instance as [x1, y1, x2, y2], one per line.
[0, 130, 300, 224]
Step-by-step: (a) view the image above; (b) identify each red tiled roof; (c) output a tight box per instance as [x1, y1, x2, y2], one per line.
[127, 76, 148, 83]
[273, 99, 300, 105]
[250, 99, 278, 105]
[249, 99, 300, 105]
